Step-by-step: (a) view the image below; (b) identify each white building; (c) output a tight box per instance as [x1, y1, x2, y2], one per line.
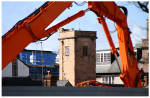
[96, 49, 123, 85]
[2, 59, 29, 77]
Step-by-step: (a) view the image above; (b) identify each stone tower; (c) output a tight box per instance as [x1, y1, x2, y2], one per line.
[58, 28, 96, 86]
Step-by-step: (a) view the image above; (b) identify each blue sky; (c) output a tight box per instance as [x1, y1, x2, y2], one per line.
[2, 1, 148, 52]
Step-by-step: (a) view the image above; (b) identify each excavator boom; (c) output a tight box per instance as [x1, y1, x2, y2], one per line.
[2, 1, 73, 68]
[2, 1, 142, 88]
[88, 2, 142, 88]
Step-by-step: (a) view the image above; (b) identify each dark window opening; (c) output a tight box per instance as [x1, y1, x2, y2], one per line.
[12, 59, 18, 77]
[83, 46, 88, 56]
[101, 53, 103, 62]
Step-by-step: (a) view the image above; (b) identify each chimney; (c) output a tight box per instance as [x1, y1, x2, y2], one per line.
[147, 19, 149, 40]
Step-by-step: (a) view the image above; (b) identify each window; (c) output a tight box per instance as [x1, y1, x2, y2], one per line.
[97, 52, 111, 65]
[100, 53, 103, 62]
[109, 76, 111, 84]
[104, 53, 111, 64]
[96, 53, 100, 64]
[104, 53, 107, 62]
[102, 76, 109, 84]
[112, 76, 114, 84]
[107, 53, 111, 62]
[105, 77, 108, 84]
[102, 77, 105, 83]
[65, 46, 69, 56]
[83, 46, 88, 56]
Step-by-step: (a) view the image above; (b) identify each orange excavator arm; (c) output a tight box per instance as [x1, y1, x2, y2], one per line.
[88, 2, 142, 88]
[2, 1, 72, 68]
[2, 1, 88, 69]
[2, 1, 142, 88]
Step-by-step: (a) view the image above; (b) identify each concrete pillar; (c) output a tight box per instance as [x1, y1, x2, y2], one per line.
[58, 28, 96, 86]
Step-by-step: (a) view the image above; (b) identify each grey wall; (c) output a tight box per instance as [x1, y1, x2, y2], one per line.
[2, 63, 12, 77]
[2, 59, 29, 77]
[18, 59, 29, 77]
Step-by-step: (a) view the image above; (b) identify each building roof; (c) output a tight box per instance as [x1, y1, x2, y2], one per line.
[19, 49, 57, 66]
[96, 48, 119, 52]
[96, 64, 121, 74]
[96, 53, 121, 74]
[23, 49, 56, 54]
[59, 28, 97, 33]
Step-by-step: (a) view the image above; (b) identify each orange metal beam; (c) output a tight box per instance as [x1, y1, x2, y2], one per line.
[97, 16, 117, 54]
[41, 10, 86, 38]
[2, 1, 142, 88]
[2, 2, 86, 69]
[2, 1, 73, 69]
[88, 1, 142, 88]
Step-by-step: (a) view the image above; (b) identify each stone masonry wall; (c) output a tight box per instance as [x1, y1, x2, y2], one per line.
[59, 28, 96, 86]
[75, 37, 96, 84]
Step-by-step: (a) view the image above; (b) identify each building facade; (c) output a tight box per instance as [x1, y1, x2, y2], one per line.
[19, 49, 58, 80]
[96, 49, 123, 85]
[96, 44, 149, 86]
[2, 59, 29, 77]
[58, 28, 97, 86]
[19, 49, 57, 66]
[3, 49, 59, 82]
[134, 19, 149, 87]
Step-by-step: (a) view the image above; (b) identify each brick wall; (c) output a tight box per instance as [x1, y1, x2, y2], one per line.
[58, 28, 96, 86]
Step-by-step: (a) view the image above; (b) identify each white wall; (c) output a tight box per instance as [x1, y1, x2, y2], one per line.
[96, 50, 121, 73]
[17, 59, 29, 77]
[96, 76, 123, 84]
[2, 62, 12, 77]
[2, 59, 29, 77]
[113, 76, 124, 84]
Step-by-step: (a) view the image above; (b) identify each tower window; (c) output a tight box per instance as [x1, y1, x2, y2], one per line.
[83, 46, 88, 56]
[65, 46, 69, 56]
